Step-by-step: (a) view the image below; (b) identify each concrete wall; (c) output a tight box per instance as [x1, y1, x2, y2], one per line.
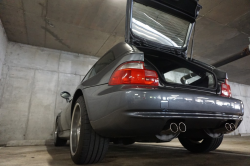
[0, 42, 98, 144]
[0, 19, 7, 80]
[228, 82, 250, 136]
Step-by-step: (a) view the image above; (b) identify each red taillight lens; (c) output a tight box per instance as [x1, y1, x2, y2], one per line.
[109, 61, 159, 86]
[221, 79, 232, 98]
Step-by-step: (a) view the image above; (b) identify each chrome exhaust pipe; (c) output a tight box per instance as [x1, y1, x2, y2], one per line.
[156, 123, 180, 141]
[213, 123, 235, 134]
[170, 123, 179, 133]
[230, 123, 236, 131]
[225, 123, 232, 131]
[160, 123, 179, 135]
[179, 122, 186, 132]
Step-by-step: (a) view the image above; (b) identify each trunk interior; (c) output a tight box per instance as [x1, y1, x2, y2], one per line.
[140, 47, 218, 92]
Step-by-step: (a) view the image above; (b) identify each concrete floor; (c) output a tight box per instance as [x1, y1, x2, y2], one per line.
[0, 136, 249, 166]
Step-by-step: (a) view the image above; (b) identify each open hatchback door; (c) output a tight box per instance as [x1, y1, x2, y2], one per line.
[125, 0, 202, 57]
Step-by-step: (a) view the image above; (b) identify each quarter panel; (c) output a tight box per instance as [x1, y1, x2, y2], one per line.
[81, 53, 144, 87]
[83, 85, 130, 122]
[60, 101, 72, 131]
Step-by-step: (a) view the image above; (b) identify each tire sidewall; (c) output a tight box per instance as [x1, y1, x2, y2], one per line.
[54, 120, 58, 144]
[70, 96, 109, 164]
[70, 96, 87, 162]
[178, 135, 224, 153]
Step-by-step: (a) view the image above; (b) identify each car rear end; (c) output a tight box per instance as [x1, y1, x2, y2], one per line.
[87, 51, 243, 140]
[85, 0, 243, 141]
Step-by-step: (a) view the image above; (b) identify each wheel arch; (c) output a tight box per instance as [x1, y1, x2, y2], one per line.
[71, 89, 84, 116]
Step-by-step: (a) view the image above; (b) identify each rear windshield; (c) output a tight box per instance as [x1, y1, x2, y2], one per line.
[132, 2, 192, 48]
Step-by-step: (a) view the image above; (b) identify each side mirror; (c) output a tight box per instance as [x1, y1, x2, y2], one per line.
[60, 91, 71, 102]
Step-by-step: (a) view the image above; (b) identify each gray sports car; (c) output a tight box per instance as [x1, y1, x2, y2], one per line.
[54, 0, 244, 164]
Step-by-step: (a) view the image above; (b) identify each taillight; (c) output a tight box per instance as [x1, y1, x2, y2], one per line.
[109, 61, 159, 86]
[221, 79, 232, 98]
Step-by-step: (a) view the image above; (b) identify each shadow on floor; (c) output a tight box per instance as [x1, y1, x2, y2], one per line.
[45, 143, 250, 166]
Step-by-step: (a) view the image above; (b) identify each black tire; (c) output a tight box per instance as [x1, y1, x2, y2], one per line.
[178, 135, 224, 153]
[54, 119, 67, 146]
[70, 96, 109, 165]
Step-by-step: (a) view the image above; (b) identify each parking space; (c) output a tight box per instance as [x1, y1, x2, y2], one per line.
[0, 136, 249, 166]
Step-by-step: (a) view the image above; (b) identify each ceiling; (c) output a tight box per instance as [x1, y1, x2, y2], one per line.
[0, 0, 250, 84]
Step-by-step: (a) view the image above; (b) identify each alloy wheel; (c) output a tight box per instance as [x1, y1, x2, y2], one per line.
[70, 103, 81, 155]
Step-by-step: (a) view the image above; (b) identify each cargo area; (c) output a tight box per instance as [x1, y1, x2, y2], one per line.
[141, 47, 218, 91]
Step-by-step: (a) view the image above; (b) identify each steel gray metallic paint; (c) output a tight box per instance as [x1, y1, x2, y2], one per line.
[58, 43, 145, 135]
[83, 84, 243, 137]
[57, 42, 243, 138]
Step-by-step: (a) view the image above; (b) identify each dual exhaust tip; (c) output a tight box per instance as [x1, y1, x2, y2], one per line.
[225, 123, 236, 131]
[166, 122, 236, 135]
[170, 122, 186, 133]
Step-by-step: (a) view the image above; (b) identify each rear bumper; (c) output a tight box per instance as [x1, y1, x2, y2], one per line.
[84, 85, 244, 138]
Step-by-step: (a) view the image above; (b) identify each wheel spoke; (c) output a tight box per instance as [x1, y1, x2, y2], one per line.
[70, 103, 81, 155]
[77, 127, 80, 145]
[78, 117, 81, 127]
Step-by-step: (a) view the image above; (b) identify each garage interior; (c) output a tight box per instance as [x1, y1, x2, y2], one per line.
[0, 0, 250, 165]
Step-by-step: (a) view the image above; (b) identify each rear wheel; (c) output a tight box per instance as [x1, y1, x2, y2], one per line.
[54, 119, 67, 146]
[178, 135, 223, 153]
[70, 96, 109, 164]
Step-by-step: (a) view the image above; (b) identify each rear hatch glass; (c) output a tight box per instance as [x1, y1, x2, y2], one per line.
[132, 2, 192, 48]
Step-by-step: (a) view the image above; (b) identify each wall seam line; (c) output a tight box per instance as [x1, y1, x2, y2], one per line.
[21, 0, 29, 44]
[5, 64, 86, 76]
[23, 69, 36, 140]
[53, 51, 61, 137]
[0, 65, 9, 108]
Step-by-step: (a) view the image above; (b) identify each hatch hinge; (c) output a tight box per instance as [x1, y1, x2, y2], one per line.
[132, 38, 148, 47]
[190, 23, 196, 60]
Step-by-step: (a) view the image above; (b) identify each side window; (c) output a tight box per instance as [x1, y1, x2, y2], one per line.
[82, 67, 94, 82]
[164, 68, 215, 88]
[88, 51, 115, 79]
[207, 72, 215, 88]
